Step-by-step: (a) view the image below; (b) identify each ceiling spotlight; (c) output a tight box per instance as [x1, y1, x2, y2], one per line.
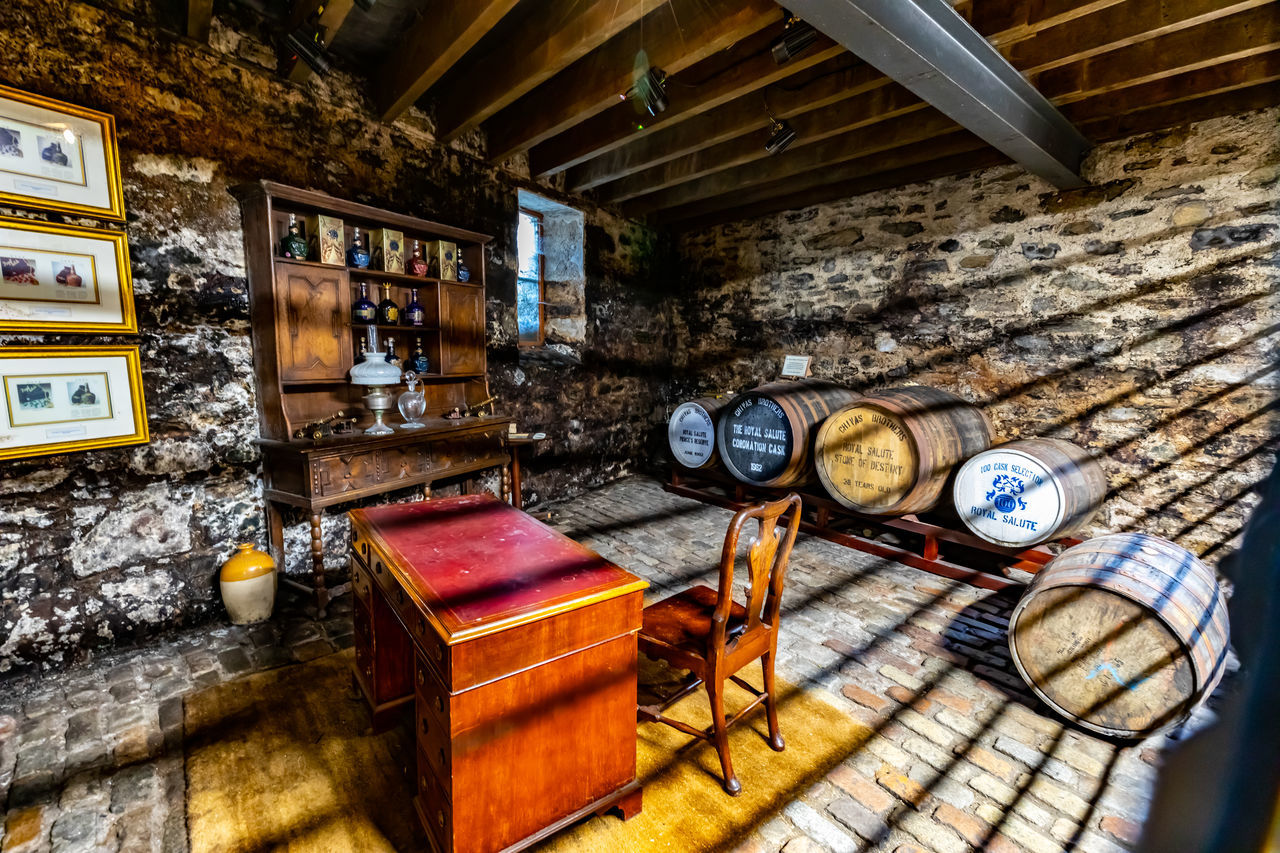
[282, 23, 331, 76]
[625, 66, 669, 116]
[772, 15, 818, 64]
[765, 118, 797, 155]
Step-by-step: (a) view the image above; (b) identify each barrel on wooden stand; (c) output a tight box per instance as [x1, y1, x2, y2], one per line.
[715, 380, 859, 487]
[953, 438, 1107, 548]
[668, 396, 728, 470]
[814, 386, 992, 515]
[1009, 532, 1230, 739]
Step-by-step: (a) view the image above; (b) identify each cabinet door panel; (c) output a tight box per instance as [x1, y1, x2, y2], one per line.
[440, 283, 484, 376]
[276, 263, 351, 382]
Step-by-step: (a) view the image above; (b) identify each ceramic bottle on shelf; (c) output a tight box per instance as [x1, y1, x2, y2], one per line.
[384, 337, 400, 367]
[407, 240, 430, 276]
[457, 259, 470, 282]
[410, 336, 430, 374]
[347, 227, 371, 268]
[279, 213, 309, 259]
[377, 283, 400, 325]
[352, 282, 377, 324]
[403, 288, 425, 326]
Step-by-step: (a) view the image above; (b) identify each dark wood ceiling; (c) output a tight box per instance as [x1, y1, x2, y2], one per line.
[206, 0, 1280, 229]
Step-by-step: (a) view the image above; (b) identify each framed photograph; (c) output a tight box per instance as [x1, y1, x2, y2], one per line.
[0, 216, 136, 333]
[0, 346, 148, 462]
[0, 85, 125, 221]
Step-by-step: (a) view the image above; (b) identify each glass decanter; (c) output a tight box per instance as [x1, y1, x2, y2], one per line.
[397, 372, 426, 429]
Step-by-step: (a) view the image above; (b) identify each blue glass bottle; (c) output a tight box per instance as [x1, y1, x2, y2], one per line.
[346, 227, 371, 268]
[403, 288, 426, 326]
[352, 282, 377, 324]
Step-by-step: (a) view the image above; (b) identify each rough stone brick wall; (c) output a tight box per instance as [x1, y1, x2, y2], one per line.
[0, 1, 676, 673]
[674, 108, 1279, 563]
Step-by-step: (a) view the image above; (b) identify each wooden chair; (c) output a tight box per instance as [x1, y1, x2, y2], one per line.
[637, 494, 803, 795]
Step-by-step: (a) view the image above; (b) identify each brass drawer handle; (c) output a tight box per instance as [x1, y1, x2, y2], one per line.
[436, 695, 444, 714]
[421, 717, 429, 735]
[417, 670, 424, 686]
[438, 747, 445, 766]
[437, 811, 444, 828]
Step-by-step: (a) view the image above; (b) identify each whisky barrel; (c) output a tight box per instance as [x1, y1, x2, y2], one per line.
[814, 386, 991, 515]
[668, 396, 727, 470]
[715, 380, 859, 487]
[1009, 533, 1230, 739]
[953, 439, 1107, 548]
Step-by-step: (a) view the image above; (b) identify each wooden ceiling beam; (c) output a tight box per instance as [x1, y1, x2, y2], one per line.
[373, 0, 520, 124]
[570, 0, 1156, 195]
[284, 0, 357, 84]
[432, 0, 651, 144]
[481, 0, 782, 164]
[601, 82, 933, 203]
[612, 2, 1280, 213]
[659, 69, 1280, 229]
[526, 34, 847, 179]
[187, 0, 214, 42]
[567, 57, 889, 192]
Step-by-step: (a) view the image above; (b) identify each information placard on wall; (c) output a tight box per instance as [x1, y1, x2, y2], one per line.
[780, 354, 812, 379]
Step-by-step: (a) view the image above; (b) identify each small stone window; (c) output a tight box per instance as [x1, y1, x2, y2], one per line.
[516, 190, 585, 353]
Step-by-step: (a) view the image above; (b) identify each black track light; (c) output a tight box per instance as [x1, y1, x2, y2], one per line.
[765, 118, 797, 155]
[283, 24, 331, 76]
[772, 16, 818, 64]
[624, 66, 669, 116]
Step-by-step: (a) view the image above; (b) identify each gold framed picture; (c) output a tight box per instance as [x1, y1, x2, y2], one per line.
[0, 345, 148, 462]
[0, 216, 136, 333]
[0, 85, 126, 221]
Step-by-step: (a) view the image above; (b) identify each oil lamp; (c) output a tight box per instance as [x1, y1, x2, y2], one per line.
[349, 326, 400, 435]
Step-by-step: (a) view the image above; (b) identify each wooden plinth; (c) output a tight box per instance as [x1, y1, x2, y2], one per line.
[667, 469, 1080, 592]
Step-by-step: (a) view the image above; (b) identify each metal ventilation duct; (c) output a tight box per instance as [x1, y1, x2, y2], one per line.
[780, 0, 1092, 188]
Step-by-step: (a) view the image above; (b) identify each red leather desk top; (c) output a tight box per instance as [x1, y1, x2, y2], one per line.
[350, 495, 647, 643]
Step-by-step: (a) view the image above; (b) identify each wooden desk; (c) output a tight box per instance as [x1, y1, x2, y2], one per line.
[349, 495, 647, 853]
[258, 416, 512, 617]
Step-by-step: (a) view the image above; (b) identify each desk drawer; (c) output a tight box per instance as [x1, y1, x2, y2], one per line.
[351, 528, 374, 567]
[416, 749, 453, 853]
[436, 429, 505, 473]
[370, 552, 452, 682]
[350, 557, 373, 603]
[310, 452, 378, 497]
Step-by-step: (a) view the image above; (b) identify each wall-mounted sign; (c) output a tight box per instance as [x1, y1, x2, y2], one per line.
[780, 354, 812, 379]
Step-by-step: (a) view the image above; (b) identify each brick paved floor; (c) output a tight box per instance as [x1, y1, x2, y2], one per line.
[0, 477, 1228, 852]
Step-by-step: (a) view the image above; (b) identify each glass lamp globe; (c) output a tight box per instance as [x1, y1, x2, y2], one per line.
[350, 350, 401, 435]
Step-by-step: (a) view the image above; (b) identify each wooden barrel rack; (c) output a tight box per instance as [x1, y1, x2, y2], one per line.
[667, 467, 1080, 592]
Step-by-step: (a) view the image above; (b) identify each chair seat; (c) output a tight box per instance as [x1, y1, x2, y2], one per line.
[640, 585, 748, 653]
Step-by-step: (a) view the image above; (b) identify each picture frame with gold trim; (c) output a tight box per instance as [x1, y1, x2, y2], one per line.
[0, 85, 126, 222]
[0, 216, 136, 333]
[0, 346, 148, 462]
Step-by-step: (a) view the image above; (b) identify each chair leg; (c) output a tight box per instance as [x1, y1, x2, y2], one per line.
[763, 652, 785, 752]
[706, 677, 741, 796]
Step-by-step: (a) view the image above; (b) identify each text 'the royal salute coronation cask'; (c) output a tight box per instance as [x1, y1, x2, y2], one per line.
[716, 380, 858, 487]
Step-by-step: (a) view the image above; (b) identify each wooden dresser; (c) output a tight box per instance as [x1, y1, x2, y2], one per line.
[349, 495, 647, 853]
[232, 181, 512, 616]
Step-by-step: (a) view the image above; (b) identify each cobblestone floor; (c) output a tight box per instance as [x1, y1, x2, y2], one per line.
[0, 477, 1226, 853]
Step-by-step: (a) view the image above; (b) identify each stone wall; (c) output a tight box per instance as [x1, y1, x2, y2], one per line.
[0, 1, 676, 673]
[675, 108, 1279, 564]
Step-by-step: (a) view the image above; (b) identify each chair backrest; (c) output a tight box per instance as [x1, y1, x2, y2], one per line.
[709, 493, 803, 653]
